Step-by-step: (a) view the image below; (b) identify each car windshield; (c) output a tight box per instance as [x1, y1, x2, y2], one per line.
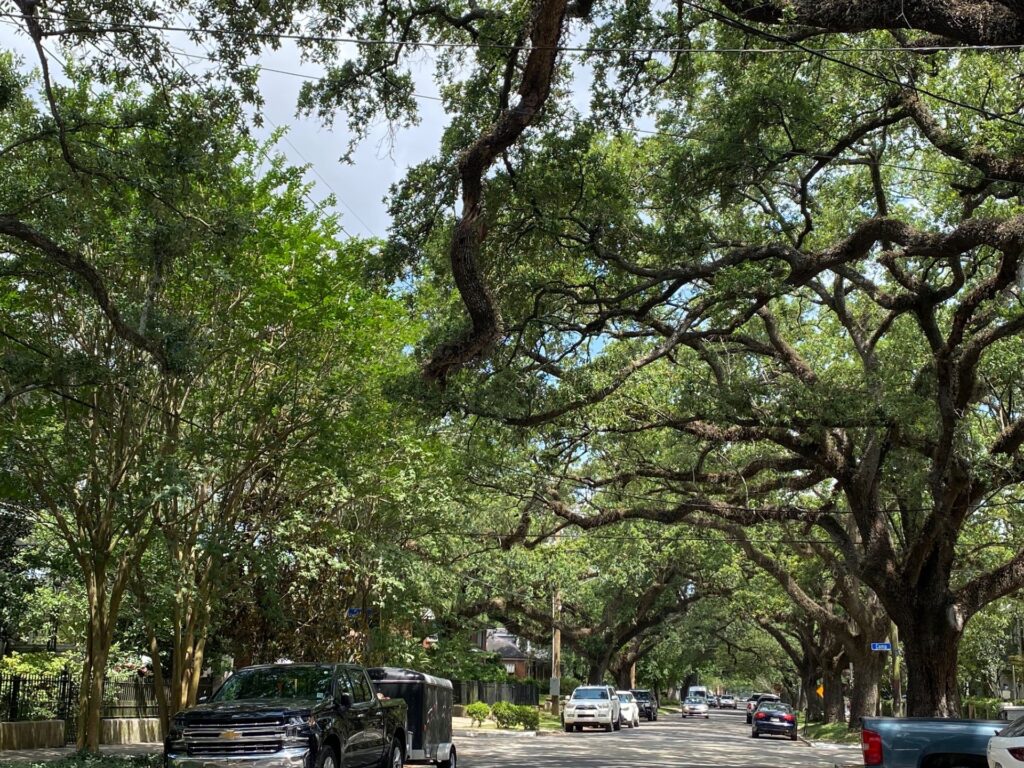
[617, 693, 634, 702]
[572, 688, 609, 700]
[686, 697, 704, 704]
[632, 691, 651, 701]
[757, 701, 789, 712]
[213, 666, 334, 702]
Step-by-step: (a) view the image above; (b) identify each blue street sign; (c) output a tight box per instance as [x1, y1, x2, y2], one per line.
[871, 642, 892, 652]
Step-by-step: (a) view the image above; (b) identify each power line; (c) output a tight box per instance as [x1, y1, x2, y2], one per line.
[680, 0, 1024, 130]
[9, 11, 1024, 55]
[167, 49, 1020, 189]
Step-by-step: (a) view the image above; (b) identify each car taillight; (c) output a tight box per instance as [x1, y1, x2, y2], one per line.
[783, 714, 795, 722]
[1009, 747, 1024, 760]
[755, 712, 767, 720]
[862, 728, 883, 766]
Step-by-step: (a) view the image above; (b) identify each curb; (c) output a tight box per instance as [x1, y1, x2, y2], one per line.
[453, 729, 540, 739]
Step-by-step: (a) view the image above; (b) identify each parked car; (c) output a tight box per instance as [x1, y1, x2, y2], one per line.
[989, 714, 1024, 767]
[709, 695, 720, 708]
[862, 715, 1003, 767]
[616, 691, 641, 728]
[563, 685, 622, 732]
[165, 663, 410, 768]
[746, 693, 779, 724]
[630, 689, 659, 721]
[720, 695, 737, 709]
[681, 697, 710, 719]
[751, 700, 798, 741]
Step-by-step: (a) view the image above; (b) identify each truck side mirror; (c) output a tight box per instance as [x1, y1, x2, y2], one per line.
[336, 692, 353, 709]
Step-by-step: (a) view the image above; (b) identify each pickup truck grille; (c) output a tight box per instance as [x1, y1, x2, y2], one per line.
[184, 719, 287, 756]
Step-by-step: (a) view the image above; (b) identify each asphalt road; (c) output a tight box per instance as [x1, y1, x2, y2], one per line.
[451, 708, 861, 768]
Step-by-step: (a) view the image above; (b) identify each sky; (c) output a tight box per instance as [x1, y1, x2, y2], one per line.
[0, 23, 450, 240]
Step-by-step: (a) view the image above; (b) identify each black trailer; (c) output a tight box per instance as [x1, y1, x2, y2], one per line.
[368, 667, 456, 767]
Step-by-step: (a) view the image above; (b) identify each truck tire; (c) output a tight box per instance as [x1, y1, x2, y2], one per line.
[437, 745, 456, 768]
[604, 721, 613, 732]
[564, 722, 572, 733]
[316, 744, 339, 768]
[381, 740, 402, 768]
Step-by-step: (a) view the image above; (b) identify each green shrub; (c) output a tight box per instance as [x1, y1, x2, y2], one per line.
[465, 701, 490, 727]
[963, 697, 1003, 719]
[516, 705, 540, 730]
[560, 678, 583, 696]
[491, 701, 518, 728]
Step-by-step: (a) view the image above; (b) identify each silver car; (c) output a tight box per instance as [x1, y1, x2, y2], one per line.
[681, 696, 710, 718]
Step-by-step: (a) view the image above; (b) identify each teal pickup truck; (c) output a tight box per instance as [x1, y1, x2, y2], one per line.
[861, 716, 1006, 767]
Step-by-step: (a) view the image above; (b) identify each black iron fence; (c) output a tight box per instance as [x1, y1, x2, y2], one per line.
[0, 672, 215, 744]
[451, 680, 539, 707]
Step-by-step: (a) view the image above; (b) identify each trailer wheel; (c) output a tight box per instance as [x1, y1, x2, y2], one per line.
[437, 745, 456, 768]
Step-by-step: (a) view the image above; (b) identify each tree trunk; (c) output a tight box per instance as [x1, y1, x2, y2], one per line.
[847, 646, 884, 728]
[800, 660, 823, 721]
[78, 566, 118, 753]
[146, 625, 170, 736]
[823, 665, 845, 724]
[587, 658, 609, 684]
[901, 611, 963, 717]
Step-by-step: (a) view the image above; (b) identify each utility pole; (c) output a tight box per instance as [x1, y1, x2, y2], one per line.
[551, 587, 561, 716]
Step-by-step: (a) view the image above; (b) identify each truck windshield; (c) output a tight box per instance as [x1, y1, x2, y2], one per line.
[213, 666, 334, 702]
[572, 689, 609, 699]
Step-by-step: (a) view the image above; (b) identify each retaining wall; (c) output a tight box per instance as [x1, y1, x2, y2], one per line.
[0, 720, 65, 750]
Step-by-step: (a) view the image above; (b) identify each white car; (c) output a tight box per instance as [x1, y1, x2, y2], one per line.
[988, 715, 1024, 767]
[563, 685, 622, 732]
[616, 690, 641, 728]
[682, 696, 710, 718]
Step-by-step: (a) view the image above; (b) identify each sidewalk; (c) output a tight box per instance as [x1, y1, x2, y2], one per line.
[0, 744, 160, 764]
[451, 715, 545, 739]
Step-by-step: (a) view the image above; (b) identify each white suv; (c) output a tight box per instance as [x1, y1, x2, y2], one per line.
[562, 685, 622, 732]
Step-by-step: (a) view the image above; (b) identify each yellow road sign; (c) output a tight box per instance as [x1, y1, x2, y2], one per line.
[816, 685, 824, 697]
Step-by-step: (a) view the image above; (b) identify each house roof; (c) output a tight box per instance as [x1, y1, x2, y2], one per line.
[485, 635, 529, 660]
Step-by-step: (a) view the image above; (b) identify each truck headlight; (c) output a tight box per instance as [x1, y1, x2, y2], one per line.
[284, 715, 316, 746]
[167, 715, 186, 749]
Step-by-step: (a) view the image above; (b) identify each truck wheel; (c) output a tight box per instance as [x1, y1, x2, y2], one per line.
[604, 721, 613, 732]
[381, 740, 402, 768]
[613, 719, 621, 731]
[437, 745, 456, 768]
[564, 722, 572, 733]
[316, 744, 339, 768]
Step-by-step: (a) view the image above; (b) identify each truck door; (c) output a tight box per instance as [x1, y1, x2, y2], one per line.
[343, 667, 385, 766]
[334, 668, 371, 767]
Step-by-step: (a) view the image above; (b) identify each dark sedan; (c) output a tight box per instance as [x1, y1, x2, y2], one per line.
[630, 689, 659, 721]
[751, 700, 798, 741]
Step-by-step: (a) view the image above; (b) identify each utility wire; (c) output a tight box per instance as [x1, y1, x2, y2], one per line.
[8, 11, 1024, 55]
[680, 0, 1024, 130]
[167, 49, 1022, 189]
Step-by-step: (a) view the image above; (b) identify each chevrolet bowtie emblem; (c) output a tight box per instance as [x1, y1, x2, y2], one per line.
[220, 730, 241, 740]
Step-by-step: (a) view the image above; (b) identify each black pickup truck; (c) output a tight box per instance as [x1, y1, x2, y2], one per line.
[165, 663, 408, 768]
